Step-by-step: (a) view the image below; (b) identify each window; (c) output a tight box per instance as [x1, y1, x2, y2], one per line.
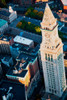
[51, 55, 53, 62]
[52, 46, 54, 49]
[45, 53, 47, 60]
[48, 54, 50, 61]
[49, 89, 51, 92]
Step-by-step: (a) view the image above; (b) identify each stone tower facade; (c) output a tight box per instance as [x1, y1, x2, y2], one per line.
[40, 4, 66, 97]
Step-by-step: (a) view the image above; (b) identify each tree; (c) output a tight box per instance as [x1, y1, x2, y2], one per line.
[37, 11, 43, 19]
[16, 20, 41, 35]
[28, 22, 31, 25]
[16, 22, 22, 28]
[27, 6, 34, 12]
[35, 26, 41, 33]
[33, 9, 38, 14]
[25, 9, 31, 16]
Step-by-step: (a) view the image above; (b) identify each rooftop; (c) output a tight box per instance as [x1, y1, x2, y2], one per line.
[5, 27, 42, 43]
[61, 0, 67, 5]
[14, 35, 33, 46]
[0, 19, 7, 28]
[7, 66, 28, 78]
[12, 42, 40, 55]
[6, 50, 37, 77]
[6, 44, 38, 77]
[0, 80, 26, 100]
[16, 52, 36, 67]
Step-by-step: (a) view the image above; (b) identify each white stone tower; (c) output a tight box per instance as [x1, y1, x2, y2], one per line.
[40, 4, 66, 97]
[9, 6, 13, 13]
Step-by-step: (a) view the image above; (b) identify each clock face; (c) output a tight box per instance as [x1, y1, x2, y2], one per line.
[45, 33, 50, 38]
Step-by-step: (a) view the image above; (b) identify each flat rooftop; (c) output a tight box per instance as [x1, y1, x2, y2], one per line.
[16, 52, 36, 67]
[6, 48, 37, 78]
[14, 35, 33, 46]
[61, 0, 67, 5]
[12, 42, 40, 56]
[0, 80, 26, 100]
[7, 66, 28, 78]
[0, 19, 7, 28]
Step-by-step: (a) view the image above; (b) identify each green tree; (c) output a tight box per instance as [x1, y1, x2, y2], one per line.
[33, 9, 38, 14]
[16, 20, 41, 35]
[35, 26, 41, 33]
[27, 6, 34, 12]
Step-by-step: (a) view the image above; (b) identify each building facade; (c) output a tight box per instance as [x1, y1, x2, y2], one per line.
[40, 4, 66, 97]
[0, 19, 8, 33]
[0, 6, 17, 23]
[0, 40, 10, 54]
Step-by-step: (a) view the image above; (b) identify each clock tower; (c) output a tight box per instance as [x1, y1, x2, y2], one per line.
[40, 4, 66, 97]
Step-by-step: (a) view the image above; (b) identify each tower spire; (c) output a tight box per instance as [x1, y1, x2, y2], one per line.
[40, 3, 66, 98]
[41, 3, 57, 30]
[46, 3, 49, 8]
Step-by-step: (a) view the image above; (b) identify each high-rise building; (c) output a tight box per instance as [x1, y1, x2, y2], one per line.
[40, 4, 66, 97]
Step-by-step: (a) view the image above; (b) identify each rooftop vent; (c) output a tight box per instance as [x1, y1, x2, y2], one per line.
[15, 44, 19, 47]
[3, 38, 7, 41]
[7, 87, 13, 95]
[13, 69, 18, 74]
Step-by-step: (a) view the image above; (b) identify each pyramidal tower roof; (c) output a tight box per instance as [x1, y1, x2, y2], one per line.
[41, 3, 57, 30]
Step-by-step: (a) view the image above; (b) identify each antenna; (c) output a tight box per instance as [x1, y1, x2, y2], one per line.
[7, 87, 13, 95]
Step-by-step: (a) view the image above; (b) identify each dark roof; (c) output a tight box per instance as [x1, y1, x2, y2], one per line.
[16, 52, 36, 69]
[22, 31, 42, 43]
[7, 42, 39, 78]
[17, 52, 36, 61]
[7, 67, 28, 78]
[5, 27, 42, 43]
[12, 42, 40, 56]
[0, 80, 26, 100]
[0, 9, 10, 17]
